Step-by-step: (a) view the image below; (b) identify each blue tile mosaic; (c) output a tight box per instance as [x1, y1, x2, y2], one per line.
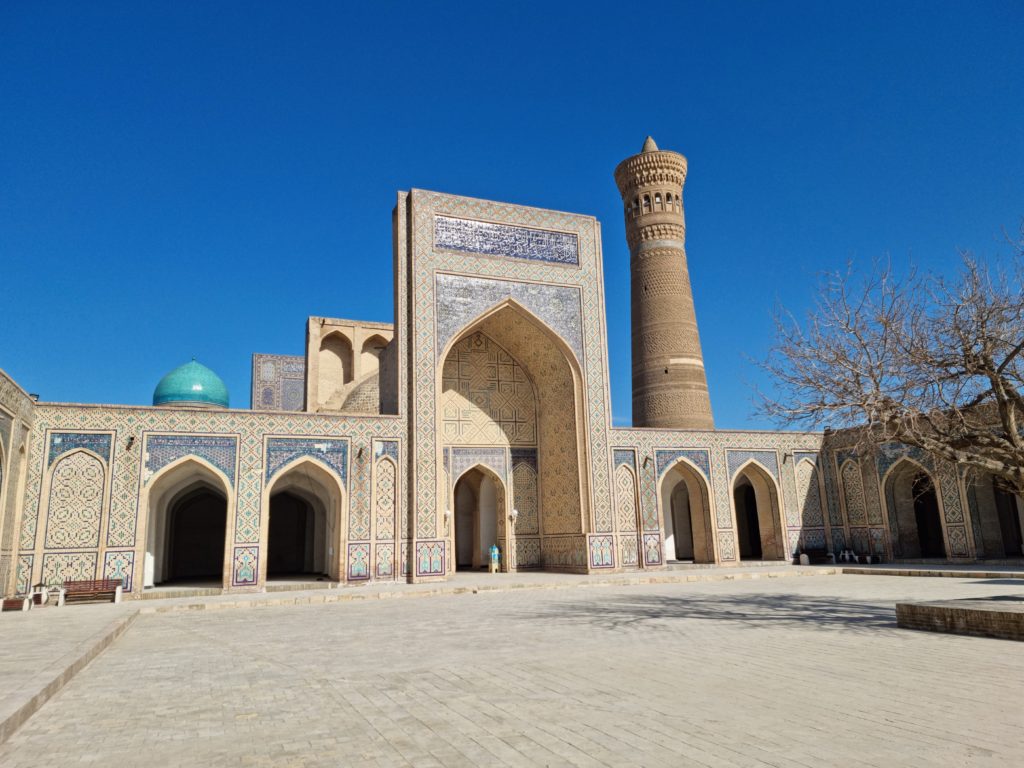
[49, 432, 113, 466]
[656, 448, 711, 479]
[251, 354, 306, 411]
[265, 437, 348, 487]
[726, 449, 779, 481]
[146, 434, 237, 485]
[435, 273, 584, 364]
[613, 449, 636, 470]
[374, 440, 399, 463]
[434, 215, 579, 266]
[450, 446, 507, 484]
[511, 447, 537, 470]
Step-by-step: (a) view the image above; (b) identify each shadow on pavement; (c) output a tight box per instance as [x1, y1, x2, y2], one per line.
[516, 592, 896, 633]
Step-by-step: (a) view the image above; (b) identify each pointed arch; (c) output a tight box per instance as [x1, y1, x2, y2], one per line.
[839, 459, 868, 526]
[658, 456, 716, 563]
[731, 459, 785, 560]
[319, 331, 354, 402]
[262, 456, 347, 582]
[437, 297, 589, 551]
[884, 457, 947, 559]
[142, 455, 233, 588]
[360, 333, 389, 376]
[451, 463, 510, 572]
[43, 448, 108, 550]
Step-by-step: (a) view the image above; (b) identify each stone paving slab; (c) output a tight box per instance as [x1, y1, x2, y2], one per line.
[844, 564, 1024, 579]
[897, 596, 1024, 640]
[0, 601, 137, 743]
[1, 574, 1022, 766]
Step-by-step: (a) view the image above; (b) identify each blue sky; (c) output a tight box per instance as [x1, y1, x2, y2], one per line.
[2, 1, 1022, 428]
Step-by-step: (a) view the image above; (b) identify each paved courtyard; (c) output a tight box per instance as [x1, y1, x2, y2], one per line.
[1, 574, 1022, 767]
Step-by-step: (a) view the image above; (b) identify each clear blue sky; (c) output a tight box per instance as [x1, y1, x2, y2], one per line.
[2, 2, 1022, 428]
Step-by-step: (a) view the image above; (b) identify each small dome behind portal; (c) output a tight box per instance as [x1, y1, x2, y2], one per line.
[153, 359, 230, 408]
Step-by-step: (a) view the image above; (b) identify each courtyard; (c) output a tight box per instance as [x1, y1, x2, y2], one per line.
[0, 573, 1021, 766]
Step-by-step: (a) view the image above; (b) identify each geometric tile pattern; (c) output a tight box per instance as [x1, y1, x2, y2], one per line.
[232, 546, 258, 587]
[612, 449, 636, 470]
[435, 273, 585, 364]
[265, 437, 348, 486]
[512, 462, 539, 537]
[726, 449, 779, 482]
[441, 332, 536, 446]
[146, 434, 238, 485]
[251, 353, 306, 411]
[415, 540, 445, 576]
[588, 534, 614, 568]
[642, 533, 663, 566]
[44, 451, 105, 549]
[434, 215, 579, 266]
[16, 554, 32, 595]
[102, 550, 135, 592]
[48, 431, 112, 467]
[655, 448, 710, 480]
[348, 543, 370, 580]
[374, 457, 396, 541]
[840, 460, 868, 526]
[41, 551, 97, 585]
[793, 457, 825, 528]
[450, 447, 507, 486]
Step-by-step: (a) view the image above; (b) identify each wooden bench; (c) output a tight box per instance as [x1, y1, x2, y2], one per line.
[2, 597, 31, 612]
[62, 578, 123, 605]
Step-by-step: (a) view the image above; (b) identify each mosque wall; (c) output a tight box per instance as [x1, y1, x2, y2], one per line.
[14, 402, 405, 596]
[0, 369, 36, 596]
[608, 428, 828, 567]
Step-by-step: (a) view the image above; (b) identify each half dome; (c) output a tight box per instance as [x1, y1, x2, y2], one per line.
[153, 359, 230, 408]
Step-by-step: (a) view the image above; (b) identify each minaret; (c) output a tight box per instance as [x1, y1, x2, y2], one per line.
[614, 136, 714, 429]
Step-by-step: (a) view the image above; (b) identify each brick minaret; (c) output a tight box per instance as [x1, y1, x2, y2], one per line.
[614, 136, 714, 429]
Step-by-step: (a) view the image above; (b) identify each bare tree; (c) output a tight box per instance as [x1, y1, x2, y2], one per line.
[760, 224, 1024, 493]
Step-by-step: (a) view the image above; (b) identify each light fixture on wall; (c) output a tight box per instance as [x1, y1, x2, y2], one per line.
[356, 447, 363, 460]
[642, 456, 651, 468]
[125, 436, 135, 450]
[444, 509, 452, 520]
[510, 508, 519, 523]
[782, 452, 790, 464]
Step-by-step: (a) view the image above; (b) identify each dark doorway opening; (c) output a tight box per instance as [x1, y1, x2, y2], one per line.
[994, 481, 1024, 557]
[268, 491, 321, 576]
[912, 474, 946, 558]
[735, 480, 762, 560]
[167, 488, 226, 582]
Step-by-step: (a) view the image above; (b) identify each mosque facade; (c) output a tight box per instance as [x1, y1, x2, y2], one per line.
[1, 139, 1021, 599]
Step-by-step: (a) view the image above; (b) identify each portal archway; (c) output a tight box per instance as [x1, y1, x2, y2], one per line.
[438, 300, 589, 571]
[659, 459, 715, 563]
[144, 457, 231, 587]
[884, 459, 946, 559]
[263, 458, 345, 582]
[732, 462, 785, 560]
[452, 466, 506, 570]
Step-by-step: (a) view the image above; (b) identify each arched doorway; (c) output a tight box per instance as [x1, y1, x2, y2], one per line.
[263, 459, 344, 582]
[438, 300, 589, 572]
[659, 460, 714, 563]
[732, 463, 785, 560]
[319, 332, 354, 403]
[968, 472, 1024, 559]
[144, 458, 231, 588]
[452, 467, 505, 570]
[885, 460, 946, 559]
[167, 487, 227, 581]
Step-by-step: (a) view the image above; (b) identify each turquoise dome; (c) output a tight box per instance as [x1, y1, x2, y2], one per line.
[153, 359, 229, 408]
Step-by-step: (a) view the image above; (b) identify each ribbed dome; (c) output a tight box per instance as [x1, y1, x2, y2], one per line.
[153, 359, 229, 408]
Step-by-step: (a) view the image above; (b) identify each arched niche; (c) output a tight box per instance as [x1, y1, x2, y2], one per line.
[452, 465, 508, 571]
[143, 457, 232, 588]
[732, 462, 785, 561]
[884, 459, 946, 559]
[659, 458, 715, 563]
[263, 457, 346, 583]
[319, 332, 354, 403]
[438, 299, 589, 550]
[360, 334, 389, 377]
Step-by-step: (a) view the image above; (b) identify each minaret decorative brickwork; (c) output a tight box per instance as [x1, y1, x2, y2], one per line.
[614, 136, 714, 429]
